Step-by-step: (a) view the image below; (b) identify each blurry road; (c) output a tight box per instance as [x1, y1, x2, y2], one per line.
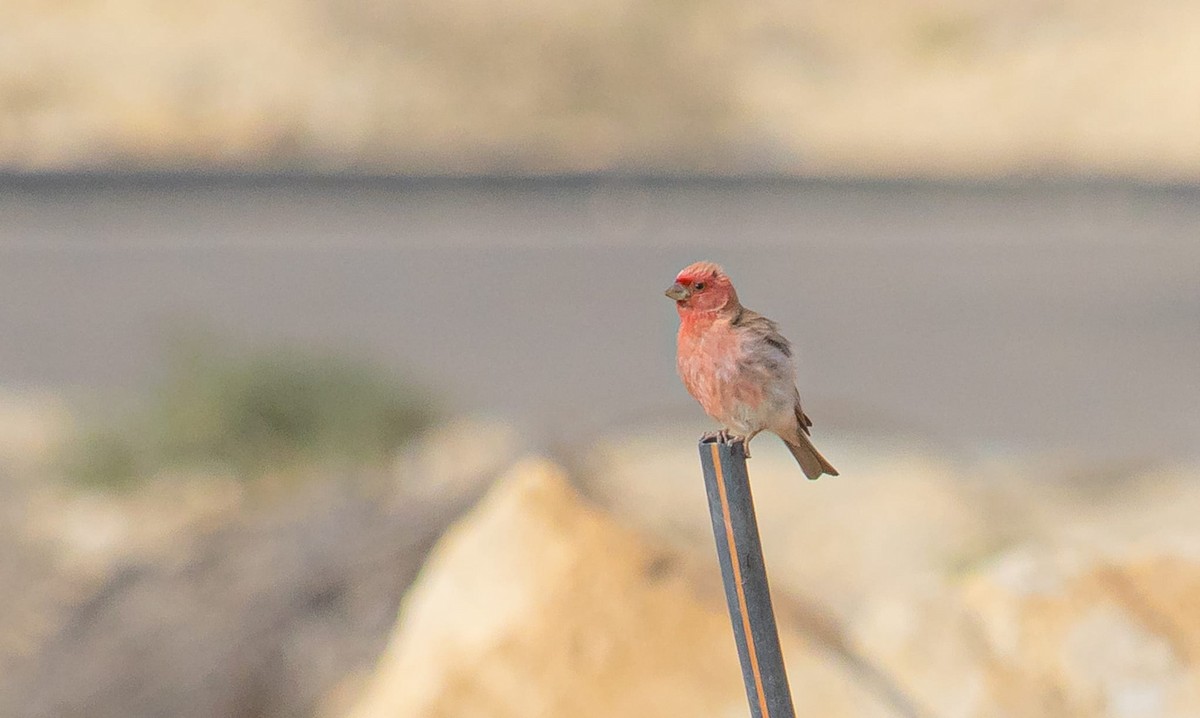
[1, 176, 1197, 460]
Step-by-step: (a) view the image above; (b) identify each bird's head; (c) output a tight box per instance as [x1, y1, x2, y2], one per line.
[665, 261, 738, 315]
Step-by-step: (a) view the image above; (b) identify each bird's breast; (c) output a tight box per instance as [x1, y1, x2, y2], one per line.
[676, 319, 763, 424]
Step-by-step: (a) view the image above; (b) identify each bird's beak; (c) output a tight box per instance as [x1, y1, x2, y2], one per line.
[665, 282, 691, 301]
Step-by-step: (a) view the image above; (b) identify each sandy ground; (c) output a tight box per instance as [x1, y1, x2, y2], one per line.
[4, 0, 1200, 178]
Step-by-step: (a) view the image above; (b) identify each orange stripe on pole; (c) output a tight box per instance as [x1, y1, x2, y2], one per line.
[710, 442, 771, 718]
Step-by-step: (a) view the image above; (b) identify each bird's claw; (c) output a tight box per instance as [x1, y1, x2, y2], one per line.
[700, 430, 750, 456]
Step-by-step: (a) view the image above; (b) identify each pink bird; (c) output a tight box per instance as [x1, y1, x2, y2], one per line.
[666, 261, 838, 480]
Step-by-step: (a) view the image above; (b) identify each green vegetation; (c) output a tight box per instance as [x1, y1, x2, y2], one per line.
[63, 429, 141, 490]
[63, 337, 436, 488]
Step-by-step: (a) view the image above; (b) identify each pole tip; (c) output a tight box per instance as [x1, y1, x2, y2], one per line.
[698, 433, 747, 459]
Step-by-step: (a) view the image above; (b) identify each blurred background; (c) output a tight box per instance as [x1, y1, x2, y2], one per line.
[2, 1, 1199, 717]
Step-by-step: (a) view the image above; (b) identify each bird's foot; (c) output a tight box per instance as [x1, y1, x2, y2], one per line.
[700, 429, 734, 446]
[742, 430, 761, 459]
[701, 430, 751, 455]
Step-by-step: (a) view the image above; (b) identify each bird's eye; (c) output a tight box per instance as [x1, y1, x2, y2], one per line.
[695, 282, 706, 291]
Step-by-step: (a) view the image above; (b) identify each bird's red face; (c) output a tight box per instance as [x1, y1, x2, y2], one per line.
[665, 261, 736, 315]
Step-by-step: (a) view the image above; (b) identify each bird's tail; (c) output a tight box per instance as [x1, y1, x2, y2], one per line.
[783, 433, 839, 480]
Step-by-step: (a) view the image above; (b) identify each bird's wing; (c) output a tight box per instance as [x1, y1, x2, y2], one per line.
[730, 306, 791, 358]
[732, 306, 815, 436]
[793, 392, 814, 436]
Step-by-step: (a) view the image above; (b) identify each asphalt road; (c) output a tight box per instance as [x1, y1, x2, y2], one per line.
[1, 176, 1197, 461]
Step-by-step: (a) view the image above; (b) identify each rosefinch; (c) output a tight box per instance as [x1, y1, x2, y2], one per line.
[666, 261, 838, 480]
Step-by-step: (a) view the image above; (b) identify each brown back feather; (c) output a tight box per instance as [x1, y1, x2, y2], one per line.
[732, 306, 817, 436]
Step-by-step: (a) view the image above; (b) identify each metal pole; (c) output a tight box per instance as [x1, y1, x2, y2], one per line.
[699, 436, 795, 718]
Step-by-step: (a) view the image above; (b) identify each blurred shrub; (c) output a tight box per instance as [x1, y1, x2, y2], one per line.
[62, 429, 141, 489]
[64, 337, 437, 488]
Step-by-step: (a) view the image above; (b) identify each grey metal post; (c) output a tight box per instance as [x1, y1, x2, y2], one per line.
[699, 436, 795, 718]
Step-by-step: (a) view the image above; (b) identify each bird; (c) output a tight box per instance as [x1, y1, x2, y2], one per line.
[666, 261, 838, 480]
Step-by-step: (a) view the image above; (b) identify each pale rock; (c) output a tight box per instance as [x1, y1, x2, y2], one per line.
[347, 457, 892, 718]
[852, 586, 988, 718]
[963, 550, 1200, 718]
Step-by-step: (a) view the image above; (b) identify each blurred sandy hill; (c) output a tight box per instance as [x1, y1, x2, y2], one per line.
[351, 445, 1200, 718]
[9, 391, 1200, 718]
[3, 0, 1199, 179]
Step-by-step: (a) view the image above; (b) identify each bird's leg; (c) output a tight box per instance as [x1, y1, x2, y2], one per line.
[700, 429, 724, 443]
[742, 429, 762, 458]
